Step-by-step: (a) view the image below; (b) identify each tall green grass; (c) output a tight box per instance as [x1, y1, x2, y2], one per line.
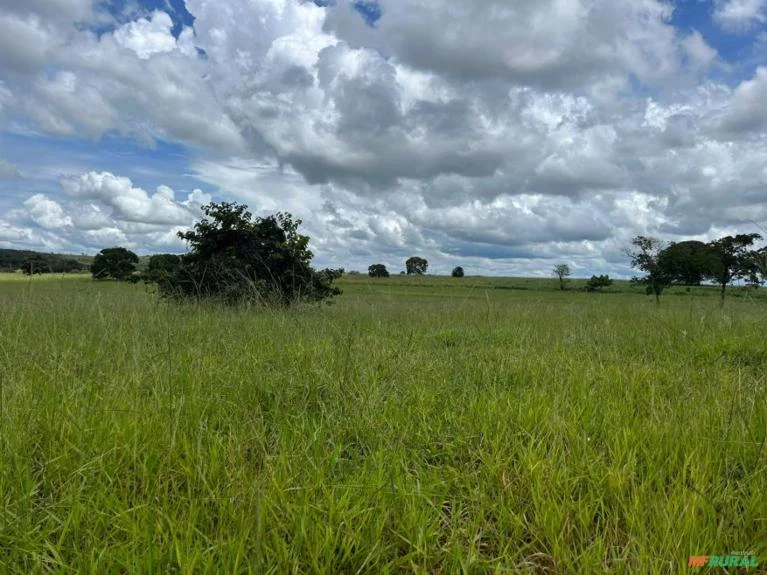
[1, 274, 766, 573]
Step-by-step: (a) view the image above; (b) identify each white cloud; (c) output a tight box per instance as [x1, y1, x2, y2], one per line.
[60, 171, 201, 225]
[24, 194, 72, 229]
[713, 0, 766, 31]
[0, 171, 211, 254]
[323, 0, 683, 88]
[682, 31, 718, 70]
[114, 11, 195, 60]
[0, 12, 57, 72]
[715, 66, 767, 135]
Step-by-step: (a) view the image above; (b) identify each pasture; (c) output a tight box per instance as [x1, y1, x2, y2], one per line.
[0, 273, 766, 573]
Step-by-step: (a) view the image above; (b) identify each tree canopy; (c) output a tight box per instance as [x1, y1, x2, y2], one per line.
[91, 247, 139, 281]
[707, 234, 762, 304]
[585, 274, 612, 292]
[368, 264, 390, 278]
[155, 202, 342, 305]
[406, 256, 428, 275]
[627, 236, 673, 303]
[658, 241, 717, 286]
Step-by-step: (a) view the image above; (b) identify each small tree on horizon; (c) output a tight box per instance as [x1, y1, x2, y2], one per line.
[368, 264, 390, 278]
[552, 263, 571, 290]
[626, 236, 673, 304]
[406, 256, 428, 275]
[91, 247, 139, 281]
[451, 266, 465, 278]
[585, 274, 613, 292]
[154, 202, 342, 305]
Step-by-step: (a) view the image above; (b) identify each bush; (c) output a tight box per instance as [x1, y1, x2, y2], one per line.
[406, 257, 428, 275]
[368, 264, 390, 278]
[451, 266, 465, 278]
[585, 274, 613, 292]
[91, 247, 139, 281]
[143, 254, 181, 286]
[155, 202, 342, 305]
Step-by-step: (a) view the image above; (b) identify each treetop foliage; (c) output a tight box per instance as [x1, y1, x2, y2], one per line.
[91, 247, 139, 281]
[368, 264, 390, 278]
[406, 256, 428, 275]
[155, 202, 342, 305]
[585, 274, 612, 292]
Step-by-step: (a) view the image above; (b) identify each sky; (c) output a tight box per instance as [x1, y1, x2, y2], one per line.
[1, 0, 767, 277]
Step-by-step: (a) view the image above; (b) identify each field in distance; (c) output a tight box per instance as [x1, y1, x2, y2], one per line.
[1, 274, 765, 573]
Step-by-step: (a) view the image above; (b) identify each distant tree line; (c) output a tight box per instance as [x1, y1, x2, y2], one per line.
[0, 249, 89, 274]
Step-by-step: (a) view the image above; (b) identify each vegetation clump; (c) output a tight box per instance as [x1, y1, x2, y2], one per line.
[368, 264, 390, 278]
[406, 256, 428, 275]
[91, 247, 139, 281]
[155, 202, 342, 305]
[585, 274, 613, 292]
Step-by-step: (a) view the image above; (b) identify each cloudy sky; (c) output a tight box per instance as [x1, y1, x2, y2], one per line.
[1, 0, 766, 276]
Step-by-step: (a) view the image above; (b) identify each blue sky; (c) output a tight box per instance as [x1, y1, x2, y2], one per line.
[672, 0, 766, 79]
[1, 0, 766, 276]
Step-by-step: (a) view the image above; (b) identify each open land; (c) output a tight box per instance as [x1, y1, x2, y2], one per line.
[1, 274, 766, 573]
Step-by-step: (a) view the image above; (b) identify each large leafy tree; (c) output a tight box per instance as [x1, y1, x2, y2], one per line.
[452, 266, 465, 278]
[406, 256, 428, 275]
[91, 247, 139, 281]
[627, 236, 673, 304]
[158, 202, 342, 305]
[658, 240, 717, 286]
[707, 234, 762, 304]
[368, 264, 390, 278]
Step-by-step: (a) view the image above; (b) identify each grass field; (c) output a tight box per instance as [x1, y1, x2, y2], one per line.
[1, 273, 766, 573]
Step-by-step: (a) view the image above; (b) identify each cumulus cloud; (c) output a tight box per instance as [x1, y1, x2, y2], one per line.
[682, 30, 719, 70]
[713, 0, 766, 31]
[60, 171, 203, 225]
[0, 171, 211, 254]
[114, 10, 195, 60]
[0, 0, 766, 275]
[715, 67, 767, 135]
[324, 0, 690, 87]
[24, 194, 72, 230]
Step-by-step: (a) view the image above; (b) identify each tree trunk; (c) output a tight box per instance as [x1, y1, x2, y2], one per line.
[720, 282, 726, 306]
